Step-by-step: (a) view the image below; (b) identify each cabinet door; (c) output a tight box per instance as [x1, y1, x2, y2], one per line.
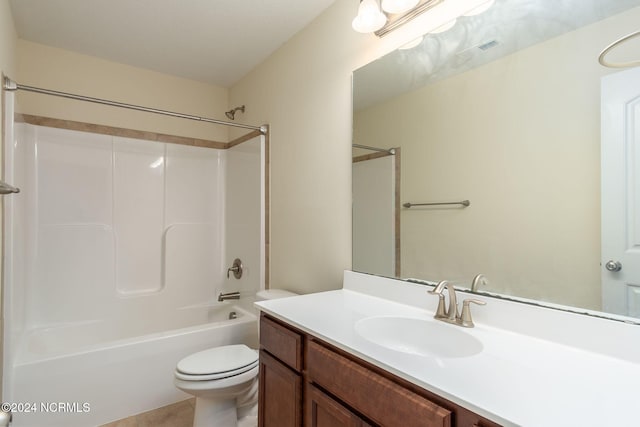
[259, 350, 302, 427]
[305, 384, 372, 427]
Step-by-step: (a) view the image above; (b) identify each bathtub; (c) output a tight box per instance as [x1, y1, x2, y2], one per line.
[9, 303, 258, 427]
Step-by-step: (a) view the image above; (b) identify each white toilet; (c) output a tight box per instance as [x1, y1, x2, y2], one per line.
[174, 289, 297, 427]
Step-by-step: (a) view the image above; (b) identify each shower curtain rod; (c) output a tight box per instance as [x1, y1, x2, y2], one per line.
[2, 77, 266, 134]
[352, 144, 396, 155]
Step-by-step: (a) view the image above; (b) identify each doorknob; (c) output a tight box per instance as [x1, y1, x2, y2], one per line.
[605, 260, 622, 272]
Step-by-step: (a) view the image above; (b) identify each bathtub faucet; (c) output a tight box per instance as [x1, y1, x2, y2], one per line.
[218, 291, 240, 302]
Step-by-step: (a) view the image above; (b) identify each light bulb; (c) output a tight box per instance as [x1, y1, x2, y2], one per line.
[463, 0, 495, 16]
[352, 0, 387, 33]
[381, 0, 420, 14]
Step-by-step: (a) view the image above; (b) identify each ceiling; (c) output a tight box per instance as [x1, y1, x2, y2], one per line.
[9, 0, 337, 87]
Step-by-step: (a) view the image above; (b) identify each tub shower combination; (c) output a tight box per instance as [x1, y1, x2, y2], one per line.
[2, 86, 267, 426]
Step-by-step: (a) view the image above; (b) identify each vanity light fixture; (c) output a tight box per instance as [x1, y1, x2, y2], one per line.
[353, 0, 442, 36]
[352, 0, 387, 33]
[381, 0, 420, 14]
[353, 0, 496, 38]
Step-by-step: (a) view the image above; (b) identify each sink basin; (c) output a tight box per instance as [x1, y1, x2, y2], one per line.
[355, 316, 483, 358]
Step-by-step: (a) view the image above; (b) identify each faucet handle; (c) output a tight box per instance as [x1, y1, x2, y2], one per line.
[227, 258, 243, 279]
[459, 299, 486, 328]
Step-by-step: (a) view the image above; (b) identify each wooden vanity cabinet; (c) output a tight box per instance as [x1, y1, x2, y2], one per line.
[258, 313, 502, 427]
[259, 315, 304, 427]
[305, 383, 372, 427]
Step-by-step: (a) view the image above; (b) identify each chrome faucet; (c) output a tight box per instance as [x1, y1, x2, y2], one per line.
[428, 280, 486, 328]
[218, 291, 240, 302]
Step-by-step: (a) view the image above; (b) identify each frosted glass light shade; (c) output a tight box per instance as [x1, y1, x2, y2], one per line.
[352, 0, 387, 33]
[381, 0, 420, 14]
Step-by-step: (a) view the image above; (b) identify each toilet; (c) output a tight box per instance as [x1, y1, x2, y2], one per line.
[174, 289, 297, 427]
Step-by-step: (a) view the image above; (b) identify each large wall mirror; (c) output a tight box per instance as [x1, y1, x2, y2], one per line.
[352, 0, 640, 322]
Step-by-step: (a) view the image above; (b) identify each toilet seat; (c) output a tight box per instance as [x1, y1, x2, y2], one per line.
[175, 344, 258, 381]
[175, 360, 258, 381]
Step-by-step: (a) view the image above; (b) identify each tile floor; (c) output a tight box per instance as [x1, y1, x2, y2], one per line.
[100, 399, 195, 427]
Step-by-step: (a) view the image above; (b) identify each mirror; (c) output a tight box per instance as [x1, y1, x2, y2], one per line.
[352, 0, 640, 321]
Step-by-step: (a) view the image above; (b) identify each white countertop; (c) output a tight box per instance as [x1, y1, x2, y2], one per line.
[256, 271, 640, 427]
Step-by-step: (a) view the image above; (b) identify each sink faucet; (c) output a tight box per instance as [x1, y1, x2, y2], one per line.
[428, 280, 459, 322]
[218, 291, 240, 302]
[428, 281, 486, 328]
[471, 274, 489, 292]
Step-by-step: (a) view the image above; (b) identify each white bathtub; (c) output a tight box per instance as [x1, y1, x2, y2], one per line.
[9, 303, 258, 427]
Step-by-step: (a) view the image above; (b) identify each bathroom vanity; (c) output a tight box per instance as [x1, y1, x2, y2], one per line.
[258, 313, 499, 427]
[256, 271, 640, 426]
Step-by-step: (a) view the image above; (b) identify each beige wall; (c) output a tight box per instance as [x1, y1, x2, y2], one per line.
[353, 8, 640, 309]
[0, 0, 16, 77]
[229, 0, 440, 293]
[0, 0, 16, 78]
[1, 0, 17, 153]
[5, 0, 494, 297]
[16, 40, 230, 142]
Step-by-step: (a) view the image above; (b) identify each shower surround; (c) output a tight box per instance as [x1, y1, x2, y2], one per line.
[3, 119, 265, 426]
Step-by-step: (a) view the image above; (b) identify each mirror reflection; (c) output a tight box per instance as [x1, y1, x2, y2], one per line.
[352, 0, 640, 320]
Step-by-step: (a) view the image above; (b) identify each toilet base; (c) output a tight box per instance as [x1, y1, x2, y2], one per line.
[192, 399, 257, 427]
[237, 403, 258, 427]
[187, 376, 258, 427]
[193, 396, 237, 427]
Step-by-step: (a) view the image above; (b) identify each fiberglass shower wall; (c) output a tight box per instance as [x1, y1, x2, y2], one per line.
[5, 122, 263, 366]
[352, 155, 396, 277]
[224, 137, 265, 303]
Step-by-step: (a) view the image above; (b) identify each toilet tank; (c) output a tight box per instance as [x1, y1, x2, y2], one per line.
[256, 289, 298, 301]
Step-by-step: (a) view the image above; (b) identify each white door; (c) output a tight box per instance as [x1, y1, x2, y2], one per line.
[601, 66, 640, 316]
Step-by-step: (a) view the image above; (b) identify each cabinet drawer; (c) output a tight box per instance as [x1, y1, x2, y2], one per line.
[306, 340, 451, 427]
[260, 314, 303, 372]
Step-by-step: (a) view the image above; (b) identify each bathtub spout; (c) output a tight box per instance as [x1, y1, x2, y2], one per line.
[218, 291, 240, 302]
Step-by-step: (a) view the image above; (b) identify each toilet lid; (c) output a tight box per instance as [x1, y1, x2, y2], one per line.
[175, 362, 258, 382]
[176, 344, 258, 376]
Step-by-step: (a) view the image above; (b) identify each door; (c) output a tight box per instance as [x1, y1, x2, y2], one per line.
[601, 66, 640, 316]
[258, 350, 302, 427]
[305, 383, 371, 427]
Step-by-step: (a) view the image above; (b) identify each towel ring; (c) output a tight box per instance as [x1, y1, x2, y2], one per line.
[598, 30, 640, 68]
